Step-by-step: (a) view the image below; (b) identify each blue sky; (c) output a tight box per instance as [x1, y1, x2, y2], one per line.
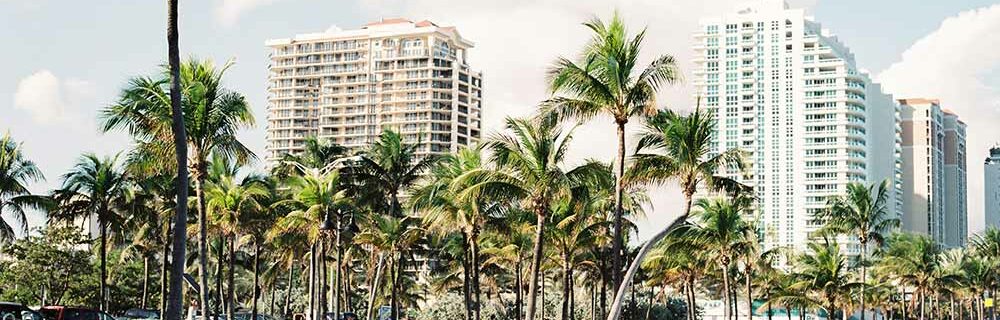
[2, 0, 999, 240]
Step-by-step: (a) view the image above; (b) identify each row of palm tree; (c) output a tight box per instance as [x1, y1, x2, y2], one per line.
[4, 9, 1000, 320]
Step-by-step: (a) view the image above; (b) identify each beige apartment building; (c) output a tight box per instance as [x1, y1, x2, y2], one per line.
[265, 18, 483, 164]
[899, 98, 967, 247]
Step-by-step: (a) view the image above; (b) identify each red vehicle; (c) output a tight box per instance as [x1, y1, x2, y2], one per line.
[38, 307, 114, 320]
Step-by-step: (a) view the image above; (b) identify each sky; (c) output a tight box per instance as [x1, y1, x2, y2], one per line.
[1, 0, 999, 242]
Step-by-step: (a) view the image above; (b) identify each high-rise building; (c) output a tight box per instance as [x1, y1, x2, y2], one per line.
[986, 147, 1000, 229]
[265, 18, 483, 164]
[692, 0, 902, 258]
[898, 99, 967, 246]
[941, 109, 967, 247]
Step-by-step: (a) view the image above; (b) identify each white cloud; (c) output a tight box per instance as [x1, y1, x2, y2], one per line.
[877, 4, 1000, 235]
[216, 0, 279, 27]
[12, 70, 92, 126]
[356, 0, 818, 241]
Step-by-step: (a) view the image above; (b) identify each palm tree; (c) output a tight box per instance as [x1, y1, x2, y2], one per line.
[542, 11, 681, 292]
[411, 145, 497, 320]
[611, 107, 746, 320]
[354, 214, 423, 320]
[879, 232, 945, 320]
[642, 234, 709, 320]
[269, 165, 348, 320]
[346, 129, 435, 218]
[204, 156, 268, 319]
[789, 240, 855, 320]
[50, 153, 130, 311]
[0, 133, 49, 243]
[814, 180, 898, 320]
[685, 197, 753, 320]
[119, 173, 175, 311]
[274, 136, 347, 178]
[164, 1, 190, 319]
[102, 58, 255, 319]
[458, 117, 606, 320]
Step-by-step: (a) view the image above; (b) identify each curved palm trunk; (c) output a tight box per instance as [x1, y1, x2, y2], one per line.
[100, 224, 108, 311]
[163, 2, 190, 320]
[526, 212, 546, 320]
[194, 171, 211, 320]
[606, 191, 694, 320]
[611, 122, 626, 293]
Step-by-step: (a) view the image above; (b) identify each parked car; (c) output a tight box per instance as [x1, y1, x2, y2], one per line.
[39, 306, 115, 320]
[0, 302, 44, 320]
[117, 309, 158, 320]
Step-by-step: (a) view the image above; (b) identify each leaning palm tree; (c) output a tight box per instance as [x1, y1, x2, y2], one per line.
[814, 180, 898, 320]
[610, 107, 747, 319]
[102, 58, 255, 318]
[0, 133, 49, 243]
[541, 11, 681, 291]
[50, 153, 130, 311]
[458, 117, 605, 320]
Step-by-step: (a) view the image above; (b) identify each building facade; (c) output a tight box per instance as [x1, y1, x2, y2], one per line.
[898, 99, 967, 247]
[692, 0, 902, 258]
[265, 18, 483, 164]
[986, 147, 1000, 229]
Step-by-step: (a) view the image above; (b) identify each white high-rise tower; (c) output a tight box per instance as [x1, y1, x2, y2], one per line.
[692, 0, 902, 258]
[986, 147, 1000, 229]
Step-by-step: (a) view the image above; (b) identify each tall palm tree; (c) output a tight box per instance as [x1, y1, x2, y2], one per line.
[274, 136, 347, 178]
[814, 180, 898, 320]
[354, 214, 423, 320]
[458, 117, 605, 320]
[642, 233, 709, 320]
[204, 156, 268, 319]
[685, 197, 753, 320]
[164, 1, 190, 319]
[611, 107, 747, 320]
[789, 240, 855, 320]
[411, 145, 497, 320]
[50, 153, 130, 311]
[0, 133, 49, 243]
[879, 232, 945, 320]
[102, 58, 255, 319]
[119, 173, 175, 311]
[542, 11, 681, 292]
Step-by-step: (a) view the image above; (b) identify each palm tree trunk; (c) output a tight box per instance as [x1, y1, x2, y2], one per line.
[390, 253, 400, 320]
[252, 242, 261, 320]
[611, 122, 626, 293]
[462, 234, 472, 320]
[785, 306, 791, 320]
[562, 256, 571, 320]
[365, 253, 385, 320]
[143, 255, 151, 308]
[516, 256, 523, 320]
[600, 260, 607, 319]
[606, 191, 694, 320]
[721, 263, 731, 320]
[861, 242, 868, 320]
[193, 169, 212, 320]
[284, 263, 294, 318]
[160, 230, 170, 319]
[309, 242, 316, 320]
[164, 2, 190, 319]
[471, 231, 482, 320]
[100, 223, 108, 311]
[745, 262, 752, 320]
[526, 211, 546, 320]
[226, 235, 236, 320]
[920, 290, 926, 320]
[334, 228, 342, 319]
